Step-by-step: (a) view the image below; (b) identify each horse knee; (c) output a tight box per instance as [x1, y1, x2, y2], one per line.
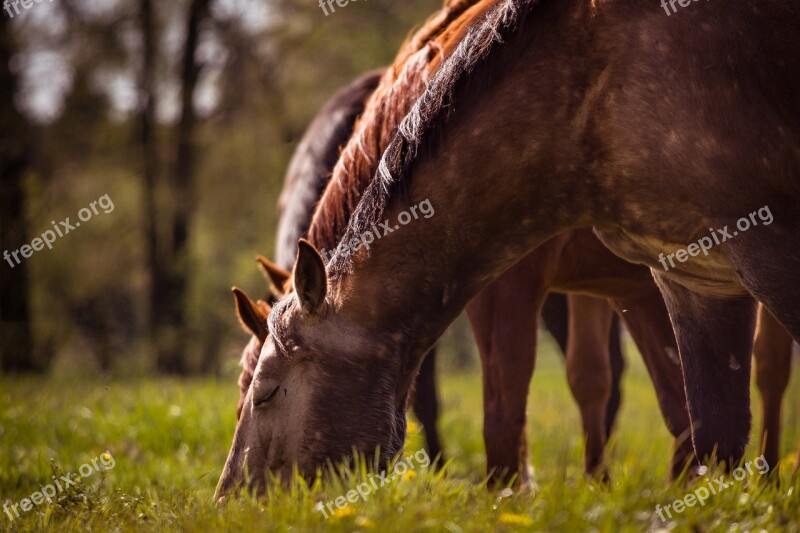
[567, 354, 611, 407]
[755, 352, 792, 395]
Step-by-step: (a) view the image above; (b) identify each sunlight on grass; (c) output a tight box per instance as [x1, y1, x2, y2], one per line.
[1, 338, 799, 531]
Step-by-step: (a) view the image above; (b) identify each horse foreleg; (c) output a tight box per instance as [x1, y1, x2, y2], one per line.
[541, 293, 569, 352]
[652, 271, 756, 468]
[753, 305, 794, 469]
[411, 347, 445, 465]
[611, 290, 695, 480]
[543, 293, 625, 442]
[467, 258, 548, 488]
[605, 314, 625, 439]
[564, 294, 614, 480]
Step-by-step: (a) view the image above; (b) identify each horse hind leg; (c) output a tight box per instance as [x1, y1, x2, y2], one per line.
[753, 305, 794, 470]
[564, 294, 614, 480]
[722, 221, 800, 472]
[721, 221, 800, 344]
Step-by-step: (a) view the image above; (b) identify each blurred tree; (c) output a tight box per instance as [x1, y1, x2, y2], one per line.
[1, 0, 478, 376]
[155, 0, 211, 374]
[138, 0, 167, 372]
[139, 0, 173, 371]
[0, 14, 37, 372]
[25, 0, 140, 375]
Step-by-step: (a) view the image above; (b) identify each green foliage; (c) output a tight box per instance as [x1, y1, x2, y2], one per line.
[6, 0, 443, 372]
[1, 341, 799, 531]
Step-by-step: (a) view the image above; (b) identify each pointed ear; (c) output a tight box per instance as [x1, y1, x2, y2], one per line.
[232, 287, 270, 342]
[256, 255, 291, 299]
[256, 299, 271, 315]
[292, 239, 328, 315]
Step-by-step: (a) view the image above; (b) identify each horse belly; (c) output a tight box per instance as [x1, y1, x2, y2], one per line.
[592, 225, 749, 297]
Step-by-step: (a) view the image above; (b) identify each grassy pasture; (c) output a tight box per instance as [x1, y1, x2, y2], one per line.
[1, 337, 799, 532]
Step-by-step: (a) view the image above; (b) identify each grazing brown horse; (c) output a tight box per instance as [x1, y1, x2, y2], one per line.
[217, 0, 800, 496]
[230, 24, 640, 479]
[220, 0, 677, 492]
[234, 67, 629, 471]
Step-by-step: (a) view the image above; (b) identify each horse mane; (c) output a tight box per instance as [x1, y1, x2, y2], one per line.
[327, 0, 534, 277]
[307, 0, 493, 254]
[237, 335, 261, 410]
[274, 69, 384, 270]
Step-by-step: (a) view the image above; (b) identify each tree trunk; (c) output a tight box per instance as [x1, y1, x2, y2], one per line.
[0, 15, 38, 373]
[154, 0, 209, 374]
[138, 0, 173, 373]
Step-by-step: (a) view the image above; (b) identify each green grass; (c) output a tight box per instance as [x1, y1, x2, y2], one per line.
[2, 338, 799, 532]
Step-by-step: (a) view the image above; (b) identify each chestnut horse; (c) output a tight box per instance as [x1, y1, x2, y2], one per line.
[218, 0, 800, 495]
[234, 68, 628, 469]
[230, 27, 652, 481]
[221, 0, 680, 492]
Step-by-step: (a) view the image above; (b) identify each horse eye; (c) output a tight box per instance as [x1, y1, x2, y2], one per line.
[253, 385, 281, 408]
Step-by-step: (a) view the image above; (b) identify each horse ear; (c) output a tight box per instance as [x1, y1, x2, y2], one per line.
[256, 255, 291, 299]
[292, 239, 328, 315]
[232, 287, 270, 342]
[256, 299, 271, 315]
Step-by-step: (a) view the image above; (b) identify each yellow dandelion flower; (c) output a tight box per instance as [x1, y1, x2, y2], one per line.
[407, 421, 419, 433]
[102, 453, 111, 462]
[499, 512, 533, 526]
[333, 506, 356, 519]
[402, 470, 417, 481]
[782, 452, 797, 468]
[355, 516, 374, 528]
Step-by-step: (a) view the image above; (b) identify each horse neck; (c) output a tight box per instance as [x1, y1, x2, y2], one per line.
[307, 1, 505, 256]
[276, 71, 383, 269]
[330, 0, 597, 360]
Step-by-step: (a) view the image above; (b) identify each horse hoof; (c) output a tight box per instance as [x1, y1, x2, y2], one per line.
[587, 465, 611, 485]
